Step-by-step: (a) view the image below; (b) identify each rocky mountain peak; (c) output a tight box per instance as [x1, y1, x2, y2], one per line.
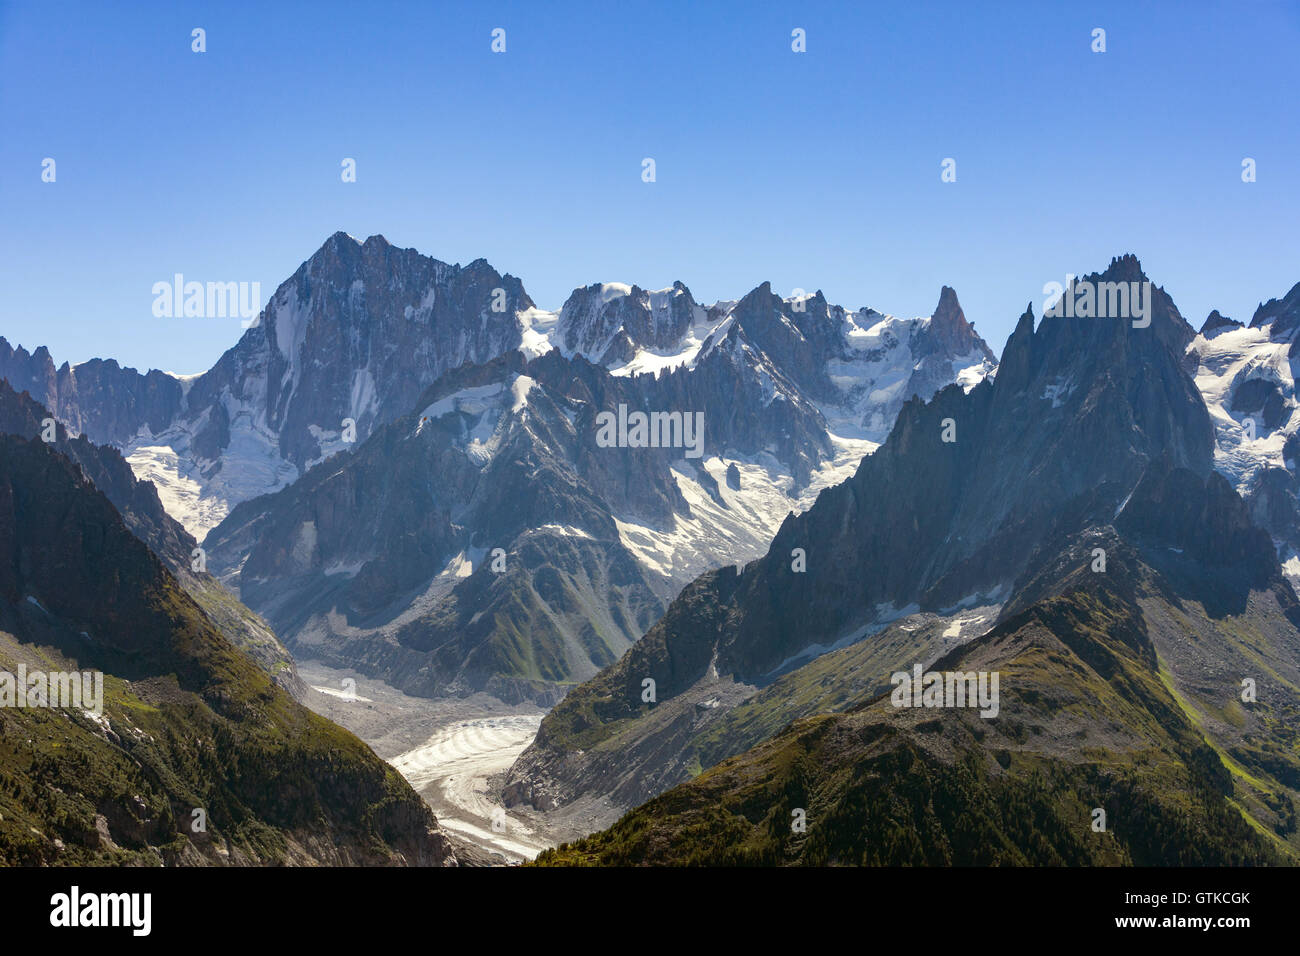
[935, 283, 961, 315]
[917, 285, 994, 363]
[991, 303, 1038, 392]
[720, 255, 1216, 667]
[1100, 252, 1145, 284]
[735, 280, 775, 312]
[556, 279, 700, 361]
[1249, 281, 1300, 339]
[205, 232, 533, 465]
[1201, 309, 1242, 337]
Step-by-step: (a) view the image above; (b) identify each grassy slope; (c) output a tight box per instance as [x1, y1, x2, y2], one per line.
[535, 574, 1296, 866]
[0, 436, 450, 865]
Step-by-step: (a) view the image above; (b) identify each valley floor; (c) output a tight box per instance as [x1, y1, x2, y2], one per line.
[296, 661, 585, 864]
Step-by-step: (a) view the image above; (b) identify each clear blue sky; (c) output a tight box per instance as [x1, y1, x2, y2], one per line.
[2, 0, 1297, 374]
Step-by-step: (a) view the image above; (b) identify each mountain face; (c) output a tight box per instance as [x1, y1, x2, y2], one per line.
[187, 246, 993, 705]
[0, 433, 457, 865]
[537, 522, 1297, 865]
[2, 234, 534, 540]
[175, 234, 533, 479]
[0, 339, 185, 448]
[507, 257, 1300, 858]
[0, 380, 300, 692]
[204, 352, 668, 705]
[1186, 281, 1300, 582]
[555, 281, 700, 362]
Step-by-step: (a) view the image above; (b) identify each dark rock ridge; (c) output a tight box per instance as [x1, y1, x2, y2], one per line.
[0, 434, 456, 865]
[1200, 309, 1242, 337]
[0, 379, 300, 692]
[1249, 280, 1300, 339]
[0, 339, 184, 447]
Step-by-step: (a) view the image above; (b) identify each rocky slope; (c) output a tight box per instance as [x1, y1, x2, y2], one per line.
[537, 517, 1299, 864]
[0, 433, 457, 865]
[0, 380, 301, 693]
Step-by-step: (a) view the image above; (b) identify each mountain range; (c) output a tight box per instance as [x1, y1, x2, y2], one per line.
[513, 257, 1300, 864]
[1, 233, 995, 704]
[5, 237, 1299, 867]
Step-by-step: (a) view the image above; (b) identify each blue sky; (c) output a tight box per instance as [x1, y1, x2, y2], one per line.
[1, 0, 1297, 374]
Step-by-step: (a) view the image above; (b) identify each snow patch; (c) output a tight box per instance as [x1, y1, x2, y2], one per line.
[420, 383, 506, 421]
[511, 375, 537, 413]
[517, 307, 557, 359]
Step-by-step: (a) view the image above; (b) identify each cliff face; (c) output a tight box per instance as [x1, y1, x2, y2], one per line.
[0, 339, 185, 447]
